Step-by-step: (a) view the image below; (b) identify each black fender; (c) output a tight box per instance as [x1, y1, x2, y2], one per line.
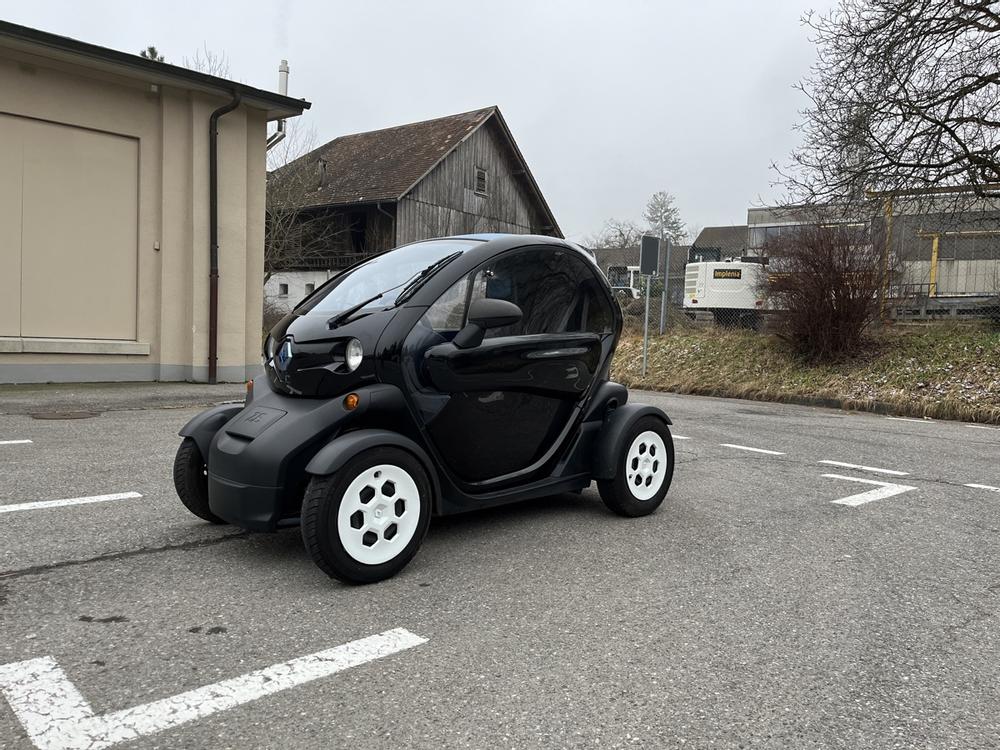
[592, 403, 672, 480]
[178, 403, 243, 458]
[305, 428, 443, 512]
[582, 380, 629, 422]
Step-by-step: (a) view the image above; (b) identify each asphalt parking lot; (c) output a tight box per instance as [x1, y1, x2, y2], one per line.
[2, 386, 999, 749]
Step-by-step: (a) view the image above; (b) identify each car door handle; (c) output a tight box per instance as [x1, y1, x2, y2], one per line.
[525, 347, 588, 359]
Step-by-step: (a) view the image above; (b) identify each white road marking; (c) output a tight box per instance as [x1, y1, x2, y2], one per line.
[719, 443, 785, 455]
[0, 492, 142, 514]
[0, 439, 33, 445]
[818, 460, 909, 476]
[965, 483, 1000, 493]
[967, 425, 1000, 432]
[822, 473, 917, 507]
[672, 435, 691, 440]
[886, 417, 931, 424]
[0, 628, 427, 750]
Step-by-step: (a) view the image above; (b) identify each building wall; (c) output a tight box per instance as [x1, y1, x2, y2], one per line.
[264, 270, 337, 313]
[747, 202, 1000, 298]
[396, 119, 551, 243]
[0, 46, 269, 383]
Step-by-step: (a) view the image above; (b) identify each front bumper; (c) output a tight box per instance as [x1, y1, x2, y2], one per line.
[204, 383, 403, 531]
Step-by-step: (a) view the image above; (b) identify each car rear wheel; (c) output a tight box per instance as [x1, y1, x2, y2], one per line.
[173, 437, 227, 524]
[597, 416, 674, 517]
[301, 447, 432, 584]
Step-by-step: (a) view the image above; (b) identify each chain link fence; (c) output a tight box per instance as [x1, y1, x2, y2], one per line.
[593, 244, 693, 335]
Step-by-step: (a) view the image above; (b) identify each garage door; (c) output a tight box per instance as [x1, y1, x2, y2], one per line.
[0, 114, 138, 340]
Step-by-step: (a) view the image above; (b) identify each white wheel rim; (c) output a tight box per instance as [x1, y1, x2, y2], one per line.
[625, 430, 668, 501]
[337, 464, 421, 565]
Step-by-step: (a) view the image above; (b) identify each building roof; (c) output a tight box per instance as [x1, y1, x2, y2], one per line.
[0, 21, 310, 119]
[275, 106, 561, 234]
[691, 225, 748, 256]
[593, 243, 690, 275]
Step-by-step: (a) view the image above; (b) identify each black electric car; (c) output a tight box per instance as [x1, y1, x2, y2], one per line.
[174, 234, 675, 583]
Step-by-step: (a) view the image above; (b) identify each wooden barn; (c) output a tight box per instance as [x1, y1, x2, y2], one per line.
[266, 106, 561, 302]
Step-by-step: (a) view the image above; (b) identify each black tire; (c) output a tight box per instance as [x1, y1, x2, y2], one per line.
[597, 416, 675, 517]
[301, 446, 432, 584]
[173, 437, 227, 524]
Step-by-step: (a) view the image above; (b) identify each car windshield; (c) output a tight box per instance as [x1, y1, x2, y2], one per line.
[297, 239, 482, 316]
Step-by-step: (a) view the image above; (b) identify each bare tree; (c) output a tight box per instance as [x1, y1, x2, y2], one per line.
[782, 0, 1000, 206]
[764, 223, 894, 360]
[139, 46, 164, 62]
[585, 218, 645, 249]
[642, 191, 687, 244]
[265, 121, 350, 285]
[183, 44, 231, 78]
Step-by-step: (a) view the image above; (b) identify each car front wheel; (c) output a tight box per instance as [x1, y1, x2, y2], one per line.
[597, 416, 675, 517]
[301, 447, 432, 584]
[172, 437, 227, 524]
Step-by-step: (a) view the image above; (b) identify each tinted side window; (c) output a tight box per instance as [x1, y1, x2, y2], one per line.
[469, 247, 613, 337]
[423, 276, 471, 332]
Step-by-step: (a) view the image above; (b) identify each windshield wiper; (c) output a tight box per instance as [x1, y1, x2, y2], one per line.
[394, 251, 464, 306]
[326, 292, 383, 329]
[326, 251, 464, 329]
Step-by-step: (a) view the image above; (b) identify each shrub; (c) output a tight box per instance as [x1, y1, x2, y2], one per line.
[262, 297, 288, 333]
[764, 223, 891, 361]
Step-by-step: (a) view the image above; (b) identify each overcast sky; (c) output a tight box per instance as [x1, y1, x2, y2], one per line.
[3, 0, 830, 241]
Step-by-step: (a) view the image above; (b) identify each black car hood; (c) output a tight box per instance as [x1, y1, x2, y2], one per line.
[264, 306, 400, 397]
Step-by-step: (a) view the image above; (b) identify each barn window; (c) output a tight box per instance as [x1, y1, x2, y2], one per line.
[278, 283, 289, 297]
[474, 167, 488, 196]
[305, 283, 315, 294]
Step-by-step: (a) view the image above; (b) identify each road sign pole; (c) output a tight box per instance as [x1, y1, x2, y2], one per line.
[642, 272, 651, 377]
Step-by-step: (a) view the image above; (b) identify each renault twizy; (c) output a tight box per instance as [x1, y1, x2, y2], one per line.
[174, 234, 675, 583]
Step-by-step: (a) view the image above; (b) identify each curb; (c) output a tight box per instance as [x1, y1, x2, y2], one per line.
[619, 381, 1000, 425]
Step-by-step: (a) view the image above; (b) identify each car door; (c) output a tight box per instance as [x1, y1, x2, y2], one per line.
[406, 246, 615, 485]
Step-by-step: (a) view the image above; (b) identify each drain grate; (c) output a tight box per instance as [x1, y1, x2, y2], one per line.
[30, 411, 101, 420]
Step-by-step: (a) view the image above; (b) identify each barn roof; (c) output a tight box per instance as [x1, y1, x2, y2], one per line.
[273, 106, 560, 234]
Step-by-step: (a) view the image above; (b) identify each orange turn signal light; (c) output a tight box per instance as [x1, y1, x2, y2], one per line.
[344, 393, 360, 411]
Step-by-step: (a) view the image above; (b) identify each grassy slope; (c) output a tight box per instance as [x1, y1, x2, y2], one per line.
[612, 324, 1000, 424]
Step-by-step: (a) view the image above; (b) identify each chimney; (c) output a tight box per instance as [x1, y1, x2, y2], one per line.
[266, 60, 290, 151]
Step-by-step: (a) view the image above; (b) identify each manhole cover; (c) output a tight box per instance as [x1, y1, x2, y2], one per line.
[30, 411, 101, 420]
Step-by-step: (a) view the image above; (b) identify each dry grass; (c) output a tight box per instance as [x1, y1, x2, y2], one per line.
[612, 323, 1000, 424]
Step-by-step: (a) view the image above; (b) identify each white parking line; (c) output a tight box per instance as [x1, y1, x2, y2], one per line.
[0, 492, 142, 514]
[0, 440, 33, 446]
[967, 425, 1000, 432]
[673, 435, 691, 440]
[823, 474, 917, 507]
[720, 443, 785, 455]
[818, 460, 909, 477]
[0, 628, 427, 750]
[886, 417, 930, 424]
[966, 483, 1000, 493]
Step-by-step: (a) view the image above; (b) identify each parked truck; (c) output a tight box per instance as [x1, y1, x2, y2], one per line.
[683, 260, 768, 327]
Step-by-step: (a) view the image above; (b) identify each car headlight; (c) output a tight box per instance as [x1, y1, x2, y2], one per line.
[345, 338, 364, 372]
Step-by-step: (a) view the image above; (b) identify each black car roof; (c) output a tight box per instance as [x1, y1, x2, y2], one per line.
[401, 234, 605, 310]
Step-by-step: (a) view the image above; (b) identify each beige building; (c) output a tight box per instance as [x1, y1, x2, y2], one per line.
[0, 22, 310, 383]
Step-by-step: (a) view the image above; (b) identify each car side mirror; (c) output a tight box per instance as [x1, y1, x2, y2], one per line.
[453, 298, 522, 349]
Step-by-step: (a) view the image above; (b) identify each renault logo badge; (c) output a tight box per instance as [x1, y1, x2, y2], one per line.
[276, 340, 293, 371]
